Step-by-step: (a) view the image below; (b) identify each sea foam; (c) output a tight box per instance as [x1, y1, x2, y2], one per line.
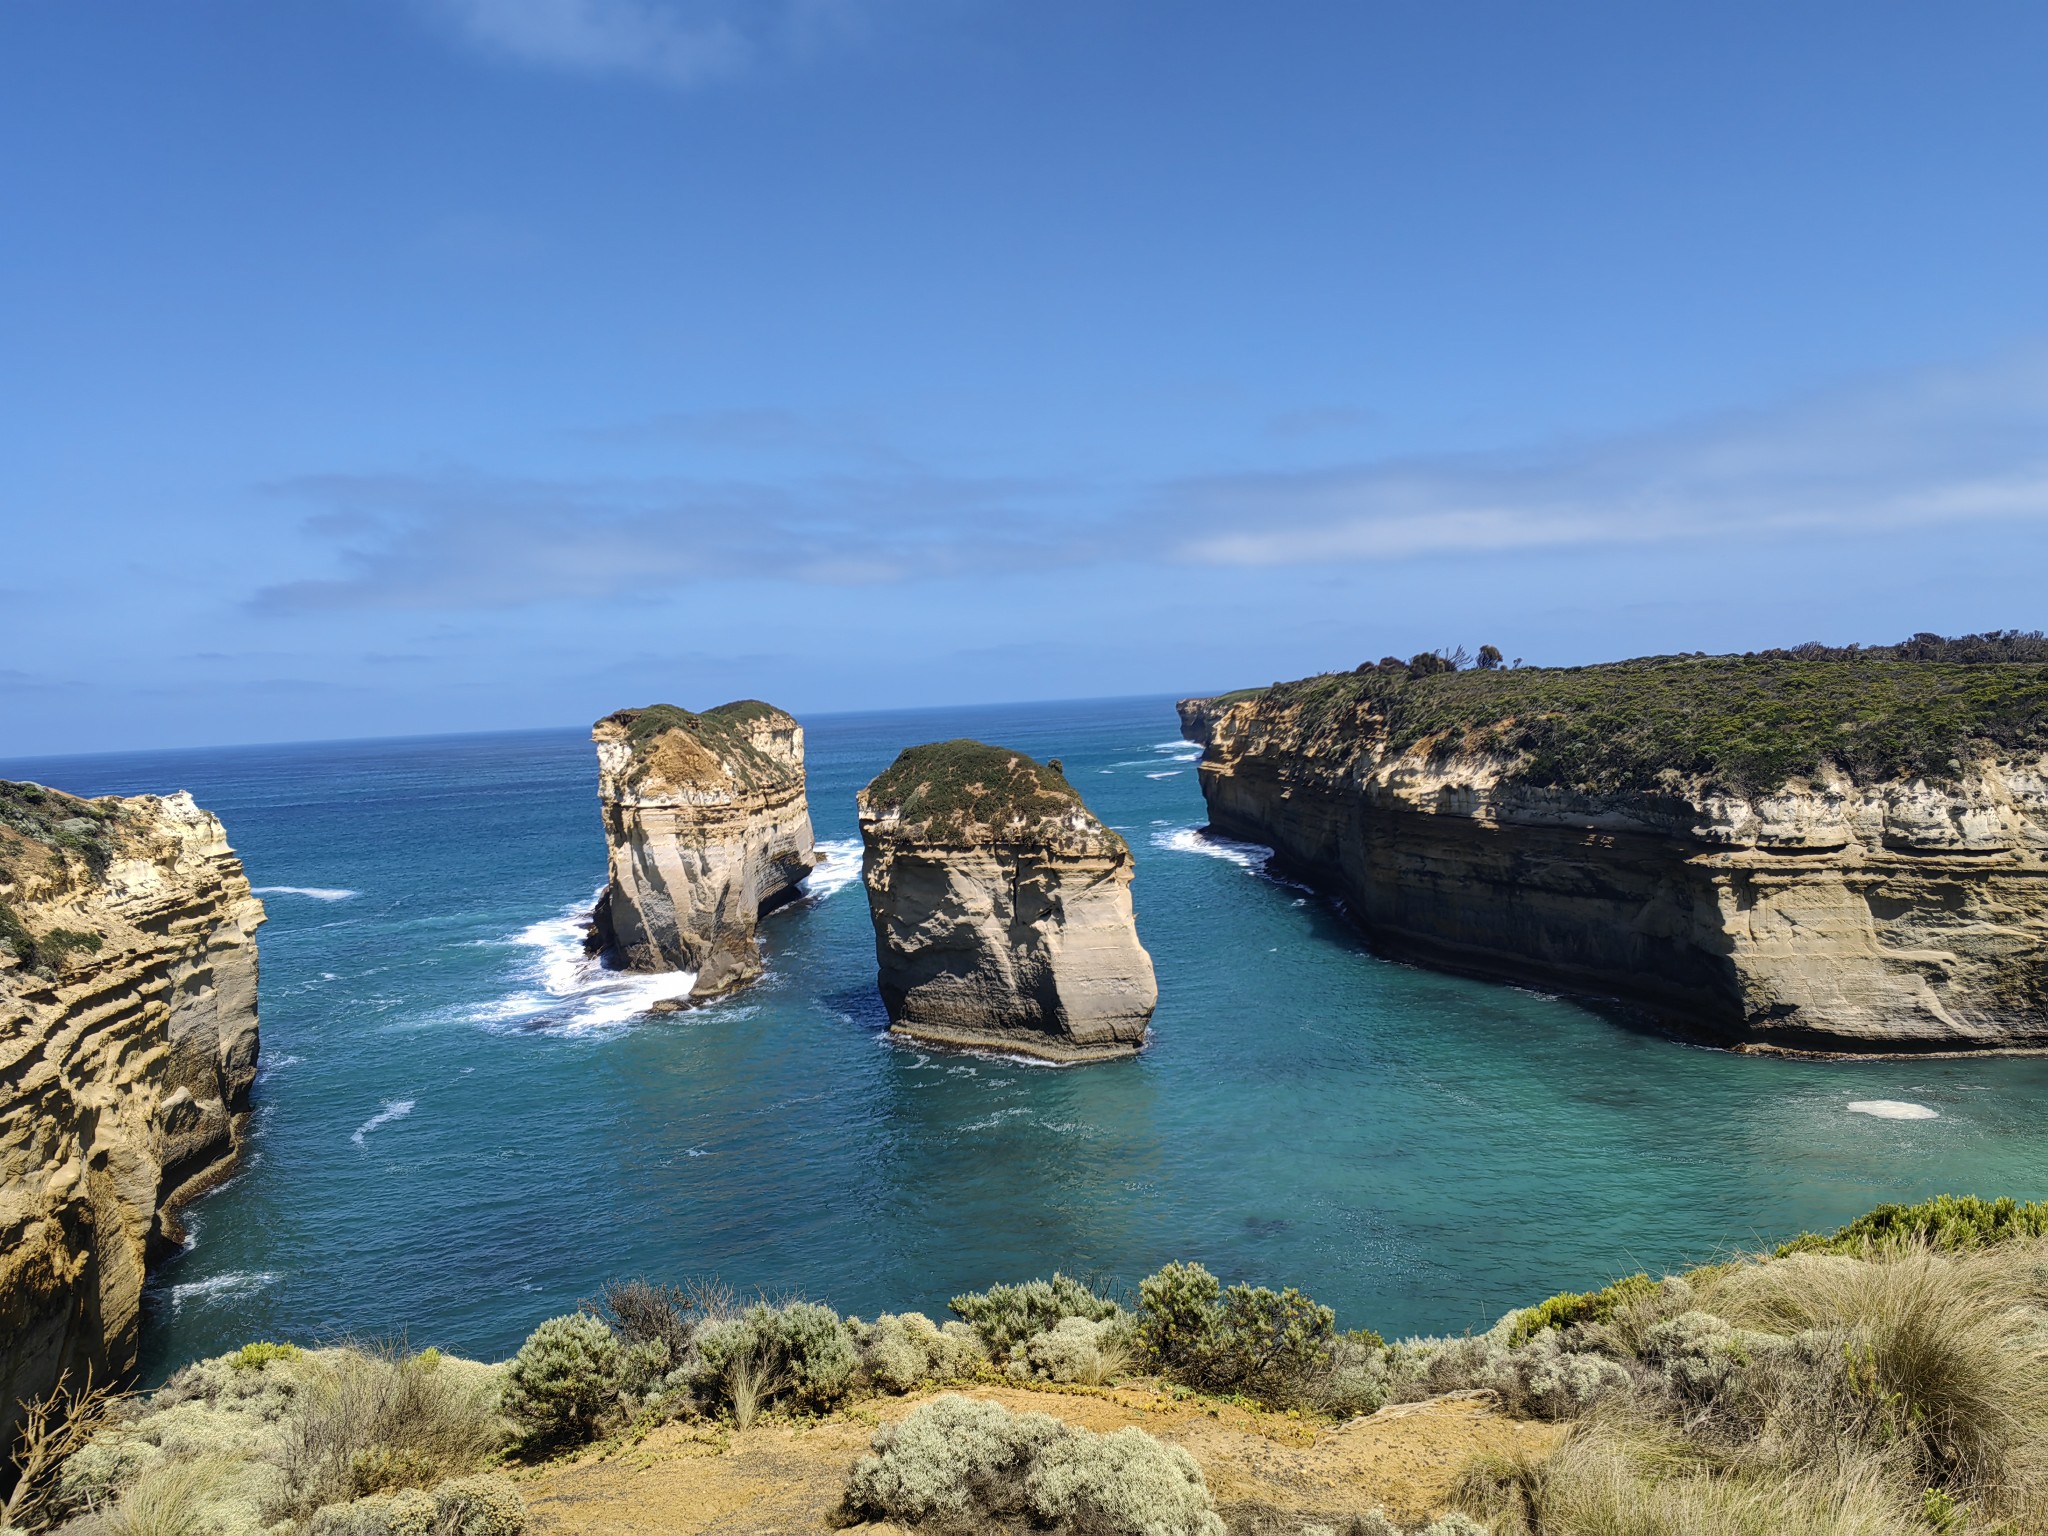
[466, 891, 698, 1034]
[255, 886, 358, 901]
[1151, 825, 1271, 873]
[802, 839, 864, 900]
[1846, 1100, 1940, 1121]
[352, 1099, 415, 1145]
[168, 1271, 279, 1310]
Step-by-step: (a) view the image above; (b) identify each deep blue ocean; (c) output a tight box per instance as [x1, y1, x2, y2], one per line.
[8, 695, 2047, 1380]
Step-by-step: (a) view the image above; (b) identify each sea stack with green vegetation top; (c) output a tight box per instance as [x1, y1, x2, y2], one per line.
[587, 701, 817, 1002]
[1182, 633, 2048, 1053]
[0, 780, 264, 1449]
[857, 740, 1157, 1061]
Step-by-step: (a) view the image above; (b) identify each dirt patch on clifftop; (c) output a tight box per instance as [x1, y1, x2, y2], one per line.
[518, 1383, 1561, 1535]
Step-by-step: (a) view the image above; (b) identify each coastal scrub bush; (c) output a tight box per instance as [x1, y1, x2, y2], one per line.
[1023, 1424, 1225, 1536]
[1507, 1273, 1655, 1347]
[1011, 1314, 1133, 1386]
[1378, 1318, 1629, 1422]
[842, 1394, 1064, 1528]
[858, 1313, 986, 1394]
[949, 1274, 1121, 1355]
[500, 1315, 621, 1450]
[281, 1346, 507, 1514]
[1136, 1263, 1345, 1408]
[843, 1395, 1225, 1536]
[1774, 1195, 2048, 1257]
[227, 1342, 301, 1373]
[307, 1474, 525, 1536]
[690, 1301, 858, 1424]
[599, 1279, 693, 1359]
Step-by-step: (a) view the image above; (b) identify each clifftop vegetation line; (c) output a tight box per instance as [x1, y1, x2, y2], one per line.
[1208, 631, 2048, 796]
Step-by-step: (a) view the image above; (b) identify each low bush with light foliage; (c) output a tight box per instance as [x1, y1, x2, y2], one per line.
[842, 1393, 1225, 1536]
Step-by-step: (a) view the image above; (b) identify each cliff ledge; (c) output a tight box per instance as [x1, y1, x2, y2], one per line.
[1, 780, 262, 1444]
[1183, 646, 2048, 1052]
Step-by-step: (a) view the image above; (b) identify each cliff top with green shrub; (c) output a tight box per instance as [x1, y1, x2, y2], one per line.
[1194, 632, 2048, 796]
[593, 700, 799, 794]
[860, 740, 1123, 852]
[1, 781, 118, 975]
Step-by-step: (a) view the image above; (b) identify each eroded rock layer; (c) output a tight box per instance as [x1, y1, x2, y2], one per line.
[1, 782, 263, 1443]
[1181, 666, 2048, 1052]
[588, 702, 817, 1001]
[859, 741, 1157, 1061]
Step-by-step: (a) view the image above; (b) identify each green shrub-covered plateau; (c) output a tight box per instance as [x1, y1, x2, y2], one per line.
[862, 740, 1123, 849]
[596, 700, 792, 791]
[1215, 633, 2048, 795]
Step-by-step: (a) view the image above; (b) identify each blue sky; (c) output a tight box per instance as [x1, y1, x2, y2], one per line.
[5, 2, 2048, 753]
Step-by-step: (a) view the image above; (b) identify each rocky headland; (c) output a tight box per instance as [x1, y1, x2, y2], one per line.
[586, 701, 817, 1003]
[857, 740, 1157, 1061]
[0, 780, 263, 1449]
[1181, 638, 2048, 1053]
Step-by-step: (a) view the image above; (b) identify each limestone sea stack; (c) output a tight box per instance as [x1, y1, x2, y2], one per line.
[858, 741, 1158, 1061]
[587, 702, 817, 1002]
[1183, 639, 2048, 1053]
[1, 781, 264, 1442]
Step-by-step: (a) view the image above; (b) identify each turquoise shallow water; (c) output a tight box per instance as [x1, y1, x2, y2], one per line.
[9, 694, 2048, 1379]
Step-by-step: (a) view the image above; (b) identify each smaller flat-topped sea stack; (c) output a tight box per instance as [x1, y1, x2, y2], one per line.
[857, 740, 1157, 1061]
[588, 701, 817, 1002]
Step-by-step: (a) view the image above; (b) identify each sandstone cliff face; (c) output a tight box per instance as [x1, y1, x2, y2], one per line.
[1, 783, 263, 1443]
[588, 702, 817, 1002]
[1180, 692, 2048, 1052]
[858, 742, 1157, 1062]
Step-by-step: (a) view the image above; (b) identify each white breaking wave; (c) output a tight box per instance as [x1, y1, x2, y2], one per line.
[255, 886, 358, 901]
[168, 1271, 279, 1310]
[1847, 1100, 1940, 1121]
[465, 892, 697, 1034]
[1147, 770, 1182, 779]
[1151, 825, 1271, 873]
[1155, 739, 1201, 751]
[802, 839, 863, 900]
[352, 1099, 415, 1145]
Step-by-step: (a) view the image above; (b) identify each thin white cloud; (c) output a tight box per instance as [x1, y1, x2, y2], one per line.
[248, 348, 2048, 612]
[1169, 351, 2048, 566]
[426, 0, 861, 86]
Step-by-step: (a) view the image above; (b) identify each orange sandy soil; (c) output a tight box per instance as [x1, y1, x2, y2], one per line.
[517, 1383, 1563, 1536]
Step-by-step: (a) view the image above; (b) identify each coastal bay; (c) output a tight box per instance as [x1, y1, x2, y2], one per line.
[7, 696, 2045, 1384]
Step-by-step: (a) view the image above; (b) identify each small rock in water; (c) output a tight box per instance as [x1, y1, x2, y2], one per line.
[648, 997, 690, 1015]
[1845, 1099, 1939, 1120]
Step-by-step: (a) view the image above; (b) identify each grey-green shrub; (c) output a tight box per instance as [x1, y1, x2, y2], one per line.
[305, 1475, 524, 1536]
[949, 1274, 1120, 1354]
[859, 1313, 986, 1393]
[691, 1301, 859, 1420]
[843, 1393, 1064, 1526]
[1023, 1424, 1225, 1536]
[500, 1314, 622, 1449]
[845, 1394, 1226, 1536]
[1011, 1313, 1130, 1386]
